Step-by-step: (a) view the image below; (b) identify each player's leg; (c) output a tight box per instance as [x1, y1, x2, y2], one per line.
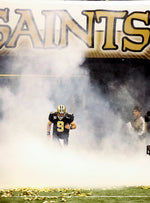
[63, 135, 69, 146]
[52, 134, 62, 147]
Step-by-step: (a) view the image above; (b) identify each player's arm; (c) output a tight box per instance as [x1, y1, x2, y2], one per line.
[47, 120, 52, 137]
[70, 121, 77, 129]
[138, 117, 146, 136]
[65, 121, 77, 130]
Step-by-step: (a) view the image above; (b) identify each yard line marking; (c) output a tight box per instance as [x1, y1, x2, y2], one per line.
[9, 195, 150, 198]
[0, 74, 88, 78]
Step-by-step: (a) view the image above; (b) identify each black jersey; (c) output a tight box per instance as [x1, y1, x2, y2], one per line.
[49, 112, 74, 139]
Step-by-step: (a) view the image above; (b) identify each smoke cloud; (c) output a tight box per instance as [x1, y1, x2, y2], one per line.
[0, 41, 150, 190]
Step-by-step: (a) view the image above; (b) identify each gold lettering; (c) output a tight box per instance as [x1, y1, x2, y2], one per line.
[122, 11, 150, 52]
[0, 8, 10, 48]
[42, 10, 95, 48]
[42, 10, 55, 48]
[6, 9, 43, 48]
[96, 10, 127, 49]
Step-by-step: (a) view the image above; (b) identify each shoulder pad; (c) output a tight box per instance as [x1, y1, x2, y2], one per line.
[65, 113, 74, 120]
[66, 113, 74, 116]
[50, 112, 57, 116]
[66, 113, 74, 117]
[49, 112, 57, 121]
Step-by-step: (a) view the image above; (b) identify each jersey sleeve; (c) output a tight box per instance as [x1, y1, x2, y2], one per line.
[48, 113, 54, 122]
[68, 113, 74, 123]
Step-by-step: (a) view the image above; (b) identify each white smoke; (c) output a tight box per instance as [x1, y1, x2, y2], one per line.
[0, 41, 150, 190]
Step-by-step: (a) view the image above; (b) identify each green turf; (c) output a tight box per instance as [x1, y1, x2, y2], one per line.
[0, 186, 150, 202]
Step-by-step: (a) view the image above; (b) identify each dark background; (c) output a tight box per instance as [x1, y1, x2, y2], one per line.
[82, 58, 150, 121]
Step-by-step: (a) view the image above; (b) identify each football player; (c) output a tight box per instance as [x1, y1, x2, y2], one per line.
[47, 105, 76, 146]
[127, 106, 147, 140]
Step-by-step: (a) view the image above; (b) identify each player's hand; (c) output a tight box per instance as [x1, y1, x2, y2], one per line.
[65, 123, 71, 129]
[47, 131, 51, 136]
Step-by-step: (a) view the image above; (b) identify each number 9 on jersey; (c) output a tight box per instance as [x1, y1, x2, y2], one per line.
[57, 121, 64, 132]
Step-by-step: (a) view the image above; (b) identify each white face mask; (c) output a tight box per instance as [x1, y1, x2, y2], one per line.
[58, 116, 63, 120]
[58, 113, 65, 120]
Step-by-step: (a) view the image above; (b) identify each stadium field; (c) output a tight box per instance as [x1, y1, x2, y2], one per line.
[0, 186, 150, 203]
